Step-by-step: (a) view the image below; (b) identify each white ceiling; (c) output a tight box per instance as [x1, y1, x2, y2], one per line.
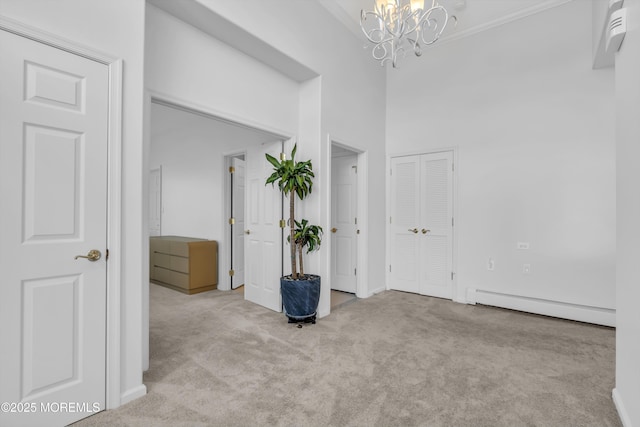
[320, 0, 573, 44]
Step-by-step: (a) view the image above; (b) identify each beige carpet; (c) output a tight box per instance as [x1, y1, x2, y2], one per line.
[74, 284, 620, 427]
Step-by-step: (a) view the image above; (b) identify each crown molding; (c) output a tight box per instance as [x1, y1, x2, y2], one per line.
[438, 0, 574, 45]
[321, 0, 575, 45]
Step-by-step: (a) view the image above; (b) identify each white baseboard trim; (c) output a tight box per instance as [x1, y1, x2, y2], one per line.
[467, 288, 615, 327]
[120, 384, 147, 406]
[366, 286, 387, 298]
[612, 388, 632, 427]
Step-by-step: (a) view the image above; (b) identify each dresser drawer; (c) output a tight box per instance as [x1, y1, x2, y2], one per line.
[152, 266, 190, 289]
[152, 238, 190, 257]
[153, 252, 189, 274]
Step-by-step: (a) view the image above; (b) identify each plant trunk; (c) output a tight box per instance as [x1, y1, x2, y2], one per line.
[298, 242, 304, 277]
[290, 191, 297, 279]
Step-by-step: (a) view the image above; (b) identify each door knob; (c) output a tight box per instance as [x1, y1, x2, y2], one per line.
[75, 249, 101, 262]
[422, 229, 431, 234]
[331, 228, 338, 233]
[245, 230, 251, 235]
[408, 228, 418, 234]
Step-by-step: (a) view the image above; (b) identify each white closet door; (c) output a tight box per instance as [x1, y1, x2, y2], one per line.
[389, 152, 454, 299]
[419, 152, 453, 299]
[389, 156, 421, 293]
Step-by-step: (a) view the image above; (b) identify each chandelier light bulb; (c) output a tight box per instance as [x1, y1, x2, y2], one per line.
[410, 0, 424, 12]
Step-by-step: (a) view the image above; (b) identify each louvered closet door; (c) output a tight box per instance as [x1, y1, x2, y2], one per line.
[389, 156, 421, 293]
[389, 152, 453, 299]
[419, 152, 453, 299]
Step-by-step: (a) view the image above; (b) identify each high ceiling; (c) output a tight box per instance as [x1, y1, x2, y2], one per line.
[320, 0, 573, 43]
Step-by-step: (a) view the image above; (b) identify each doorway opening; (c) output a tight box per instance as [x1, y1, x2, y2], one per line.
[225, 152, 245, 291]
[329, 141, 367, 310]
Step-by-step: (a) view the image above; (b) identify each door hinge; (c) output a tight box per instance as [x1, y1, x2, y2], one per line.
[354, 268, 357, 276]
[279, 219, 286, 228]
[452, 217, 454, 227]
[229, 217, 235, 225]
[389, 265, 392, 272]
[452, 163, 454, 172]
[352, 165, 357, 173]
[355, 217, 357, 225]
[390, 216, 392, 224]
[279, 152, 286, 161]
[229, 166, 235, 174]
[106, 249, 109, 260]
[451, 272, 454, 280]
[229, 269, 235, 277]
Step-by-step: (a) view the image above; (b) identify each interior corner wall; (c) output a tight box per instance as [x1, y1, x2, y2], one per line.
[0, 0, 147, 406]
[614, 0, 640, 424]
[386, 1, 616, 316]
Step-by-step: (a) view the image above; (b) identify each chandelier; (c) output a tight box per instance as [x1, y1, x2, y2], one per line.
[360, 0, 457, 68]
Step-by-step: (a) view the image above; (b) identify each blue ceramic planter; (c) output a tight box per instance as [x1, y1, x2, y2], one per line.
[281, 275, 321, 324]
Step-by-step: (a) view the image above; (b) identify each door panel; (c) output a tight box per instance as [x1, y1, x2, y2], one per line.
[24, 125, 82, 240]
[331, 155, 358, 293]
[0, 30, 108, 426]
[244, 141, 284, 312]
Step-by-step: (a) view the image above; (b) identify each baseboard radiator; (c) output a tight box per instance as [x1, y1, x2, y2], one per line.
[467, 289, 616, 327]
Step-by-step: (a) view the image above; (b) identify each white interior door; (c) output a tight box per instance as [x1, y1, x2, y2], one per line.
[331, 154, 358, 293]
[231, 157, 245, 288]
[244, 141, 284, 312]
[149, 167, 162, 237]
[389, 156, 421, 293]
[419, 152, 453, 299]
[0, 30, 109, 426]
[389, 152, 454, 299]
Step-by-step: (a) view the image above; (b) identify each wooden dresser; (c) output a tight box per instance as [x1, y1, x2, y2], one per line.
[150, 236, 218, 294]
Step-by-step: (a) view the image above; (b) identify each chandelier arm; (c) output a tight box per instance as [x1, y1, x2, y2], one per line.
[360, 10, 385, 43]
[420, 6, 449, 45]
[372, 41, 391, 61]
[402, 8, 425, 35]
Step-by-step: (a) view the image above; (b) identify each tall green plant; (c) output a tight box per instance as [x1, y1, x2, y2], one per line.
[288, 219, 323, 277]
[265, 144, 315, 280]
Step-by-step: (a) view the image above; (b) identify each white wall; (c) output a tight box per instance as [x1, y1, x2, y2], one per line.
[151, 104, 232, 241]
[386, 1, 616, 322]
[614, 0, 640, 424]
[145, 5, 299, 136]
[149, 102, 277, 243]
[0, 0, 147, 406]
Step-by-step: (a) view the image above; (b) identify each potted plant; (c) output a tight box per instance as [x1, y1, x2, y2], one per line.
[265, 144, 323, 324]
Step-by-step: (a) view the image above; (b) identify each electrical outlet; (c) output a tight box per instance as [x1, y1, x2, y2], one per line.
[487, 257, 495, 271]
[523, 264, 531, 275]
